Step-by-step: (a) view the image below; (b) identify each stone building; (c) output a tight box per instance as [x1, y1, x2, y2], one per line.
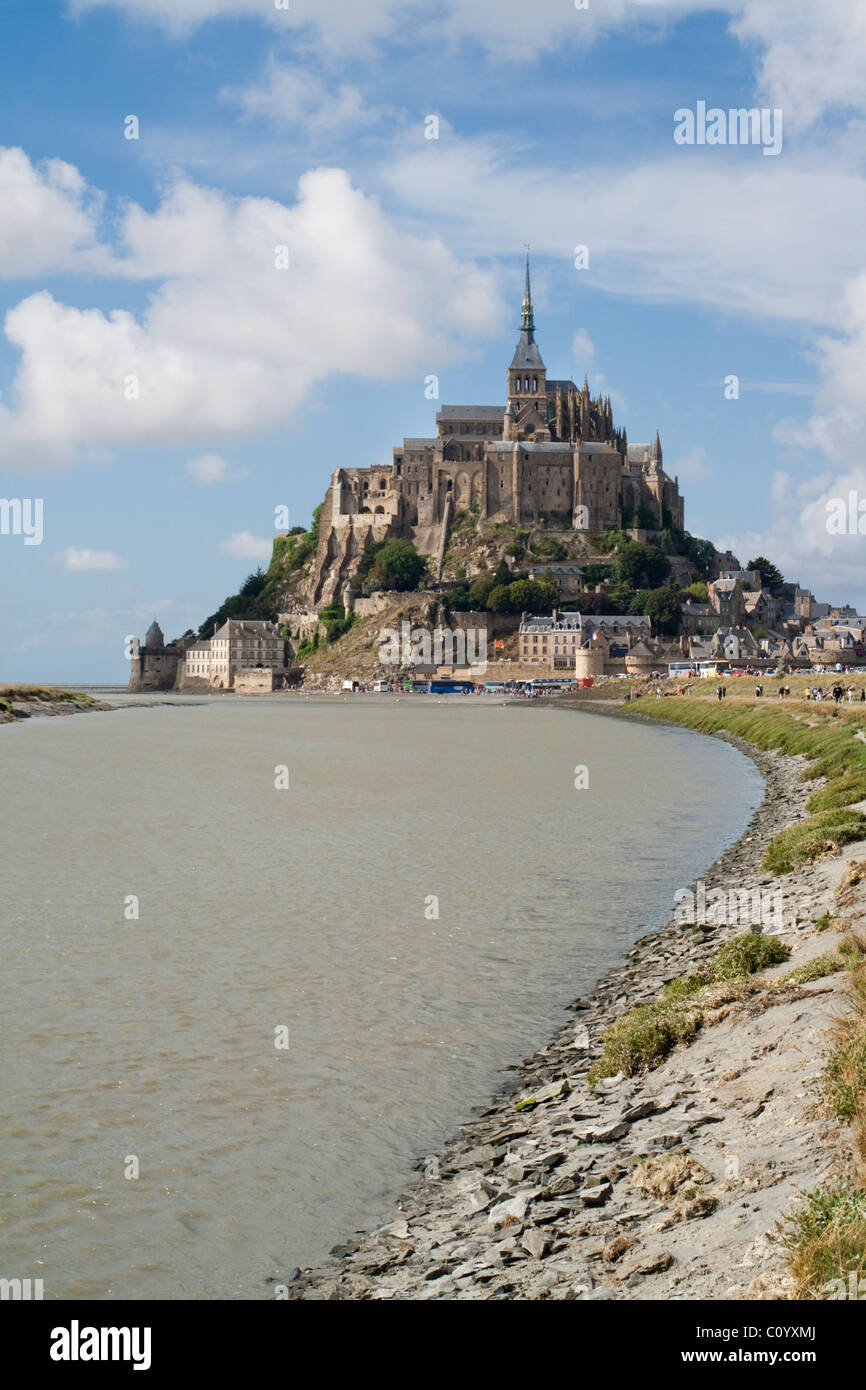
[179, 619, 288, 690]
[309, 253, 685, 608]
[128, 618, 289, 691]
[127, 620, 184, 692]
[519, 611, 653, 670]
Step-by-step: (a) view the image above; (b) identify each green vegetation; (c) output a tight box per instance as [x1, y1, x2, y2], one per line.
[625, 701, 866, 874]
[762, 811, 866, 875]
[0, 685, 95, 706]
[785, 952, 845, 985]
[746, 554, 785, 592]
[681, 580, 709, 603]
[587, 932, 791, 1084]
[807, 769, 866, 813]
[318, 605, 357, 644]
[781, 1182, 866, 1298]
[529, 535, 570, 561]
[613, 541, 671, 590]
[711, 932, 790, 979]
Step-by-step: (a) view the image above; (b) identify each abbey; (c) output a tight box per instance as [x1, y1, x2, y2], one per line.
[310, 254, 684, 608]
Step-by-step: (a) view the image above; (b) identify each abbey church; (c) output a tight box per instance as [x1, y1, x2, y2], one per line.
[310, 254, 685, 608]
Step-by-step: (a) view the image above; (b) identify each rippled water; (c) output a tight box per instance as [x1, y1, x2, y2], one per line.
[0, 697, 762, 1299]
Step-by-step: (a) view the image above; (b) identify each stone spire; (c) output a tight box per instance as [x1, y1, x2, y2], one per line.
[652, 430, 662, 464]
[509, 247, 545, 371]
[520, 247, 534, 334]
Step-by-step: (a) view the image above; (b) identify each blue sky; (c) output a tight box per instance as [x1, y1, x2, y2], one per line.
[2, 0, 866, 682]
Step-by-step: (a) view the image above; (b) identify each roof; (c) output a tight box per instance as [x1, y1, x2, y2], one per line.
[212, 619, 280, 639]
[527, 564, 584, 574]
[436, 406, 504, 420]
[577, 442, 618, 453]
[510, 335, 545, 370]
[520, 613, 650, 633]
[401, 438, 438, 448]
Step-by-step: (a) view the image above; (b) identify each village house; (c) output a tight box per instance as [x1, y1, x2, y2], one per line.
[526, 562, 585, 596]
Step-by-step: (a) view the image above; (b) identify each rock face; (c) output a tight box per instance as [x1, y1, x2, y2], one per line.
[283, 731, 862, 1301]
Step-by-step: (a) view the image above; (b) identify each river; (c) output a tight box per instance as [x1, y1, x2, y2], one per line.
[0, 696, 762, 1298]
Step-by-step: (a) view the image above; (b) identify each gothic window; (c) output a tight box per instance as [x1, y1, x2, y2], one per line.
[533, 377, 538, 392]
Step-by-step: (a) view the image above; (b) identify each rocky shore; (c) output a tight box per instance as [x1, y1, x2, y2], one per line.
[0, 694, 116, 724]
[286, 716, 863, 1300]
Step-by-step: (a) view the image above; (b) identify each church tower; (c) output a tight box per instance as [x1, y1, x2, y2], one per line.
[506, 250, 547, 431]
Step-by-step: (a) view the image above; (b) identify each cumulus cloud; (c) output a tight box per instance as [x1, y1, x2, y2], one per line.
[220, 530, 272, 560]
[57, 546, 127, 571]
[185, 453, 245, 484]
[0, 164, 502, 468]
[0, 148, 106, 278]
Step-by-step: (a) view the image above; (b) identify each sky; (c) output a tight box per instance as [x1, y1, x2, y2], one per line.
[2, 0, 866, 682]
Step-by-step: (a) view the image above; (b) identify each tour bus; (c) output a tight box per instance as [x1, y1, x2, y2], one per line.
[696, 660, 732, 679]
[667, 660, 732, 680]
[428, 679, 476, 694]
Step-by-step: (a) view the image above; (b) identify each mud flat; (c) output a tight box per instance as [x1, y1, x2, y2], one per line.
[287, 714, 863, 1301]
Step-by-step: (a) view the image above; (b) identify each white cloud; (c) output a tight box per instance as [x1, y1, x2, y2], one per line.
[570, 329, 595, 367]
[384, 135, 866, 326]
[57, 546, 127, 571]
[222, 58, 384, 134]
[67, 2, 866, 128]
[220, 531, 272, 560]
[0, 148, 106, 278]
[186, 452, 245, 484]
[0, 165, 502, 468]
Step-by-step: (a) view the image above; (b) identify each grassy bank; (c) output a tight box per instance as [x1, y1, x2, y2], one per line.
[608, 696, 866, 874]
[589, 688, 866, 1298]
[0, 686, 97, 721]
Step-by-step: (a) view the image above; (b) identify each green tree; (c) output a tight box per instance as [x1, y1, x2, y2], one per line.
[374, 539, 428, 591]
[747, 556, 784, 591]
[239, 567, 266, 598]
[615, 542, 670, 589]
[681, 580, 709, 602]
[469, 573, 496, 609]
[644, 586, 682, 635]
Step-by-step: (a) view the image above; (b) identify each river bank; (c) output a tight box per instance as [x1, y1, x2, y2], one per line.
[286, 701, 866, 1300]
[0, 686, 116, 724]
